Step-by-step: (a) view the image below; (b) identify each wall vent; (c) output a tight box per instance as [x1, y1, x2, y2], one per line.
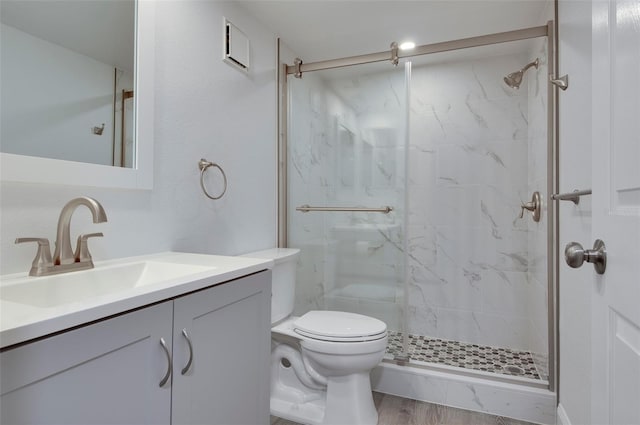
[223, 17, 249, 73]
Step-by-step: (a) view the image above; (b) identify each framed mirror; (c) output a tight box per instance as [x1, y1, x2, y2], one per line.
[0, 0, 154, 189]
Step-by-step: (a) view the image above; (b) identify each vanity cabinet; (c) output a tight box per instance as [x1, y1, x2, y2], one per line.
[171, 271, 271, 425]
[0, 301, 174, 424]
[0, 271, 271, 425]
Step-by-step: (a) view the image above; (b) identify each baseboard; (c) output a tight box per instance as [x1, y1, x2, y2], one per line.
[556, 403, 572, 425]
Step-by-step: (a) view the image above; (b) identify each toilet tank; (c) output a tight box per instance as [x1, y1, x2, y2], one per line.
[240, 248, 300, 324]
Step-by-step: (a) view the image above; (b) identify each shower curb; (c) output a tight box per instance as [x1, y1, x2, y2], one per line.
[372, 361, 556, 425]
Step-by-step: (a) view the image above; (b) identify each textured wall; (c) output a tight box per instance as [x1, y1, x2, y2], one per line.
[1, 1, 277, 274]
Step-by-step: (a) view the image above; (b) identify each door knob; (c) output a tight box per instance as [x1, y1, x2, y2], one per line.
[564, 239, 607, 274]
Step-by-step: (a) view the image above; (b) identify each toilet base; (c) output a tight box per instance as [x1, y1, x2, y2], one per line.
[271, 363, 378, 425]
[271, 393, 325, 425]
[323, 372, 378, 425]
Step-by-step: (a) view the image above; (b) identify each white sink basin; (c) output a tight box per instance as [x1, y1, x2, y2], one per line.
[1, 261, 214, 308]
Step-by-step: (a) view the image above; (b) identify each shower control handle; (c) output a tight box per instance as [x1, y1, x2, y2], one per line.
[519, 191, 541, 222]
[564, 240, 607, 275]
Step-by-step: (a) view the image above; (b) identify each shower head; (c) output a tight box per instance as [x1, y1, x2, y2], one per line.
[503, 58, 539, 89]
[503, 71, 524, 89]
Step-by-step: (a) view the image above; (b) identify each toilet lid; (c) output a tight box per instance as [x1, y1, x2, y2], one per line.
[293, 311, 387, 342]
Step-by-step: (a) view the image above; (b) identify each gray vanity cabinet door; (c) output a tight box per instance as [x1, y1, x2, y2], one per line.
[171, 271, 271, 425]
[0, 301, 174, 425]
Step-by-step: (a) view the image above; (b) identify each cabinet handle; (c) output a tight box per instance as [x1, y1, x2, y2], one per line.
[181, 329, 194, 375]
[159, 337, 172, 387]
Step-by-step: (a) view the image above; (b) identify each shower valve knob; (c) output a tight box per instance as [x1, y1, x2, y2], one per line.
[564, 240, 607, 275]
[519, 191, 541, 222]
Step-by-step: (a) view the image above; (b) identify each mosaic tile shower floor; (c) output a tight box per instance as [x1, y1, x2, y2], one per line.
[385, 331, 545, 381]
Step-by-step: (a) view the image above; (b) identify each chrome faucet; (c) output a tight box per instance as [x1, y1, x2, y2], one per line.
[15, 197, 107, 276]
[53, 197, 107, 265]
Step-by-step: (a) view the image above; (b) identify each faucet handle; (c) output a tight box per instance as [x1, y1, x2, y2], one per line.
[75, 233, 103, 263]
[15, 238, 53, 276]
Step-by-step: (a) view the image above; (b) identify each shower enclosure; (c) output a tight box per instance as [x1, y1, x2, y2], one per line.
[278, 23, 557, 391]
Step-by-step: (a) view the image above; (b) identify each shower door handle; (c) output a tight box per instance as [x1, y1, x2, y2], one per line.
[564, 240, 607, 275]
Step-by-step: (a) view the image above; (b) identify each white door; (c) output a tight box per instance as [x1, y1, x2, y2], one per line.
[591, 0, 640, 423]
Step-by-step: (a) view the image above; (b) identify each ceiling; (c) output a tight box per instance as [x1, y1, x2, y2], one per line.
[238, 0, 551, 63]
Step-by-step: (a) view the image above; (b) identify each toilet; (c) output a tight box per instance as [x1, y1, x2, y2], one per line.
[242, 248, 388, 425]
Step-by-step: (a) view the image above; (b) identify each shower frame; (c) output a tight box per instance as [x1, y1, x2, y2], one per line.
[277, 21, 560, 393]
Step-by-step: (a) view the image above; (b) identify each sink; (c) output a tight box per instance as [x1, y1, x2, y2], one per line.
[0, 261, 214, 308]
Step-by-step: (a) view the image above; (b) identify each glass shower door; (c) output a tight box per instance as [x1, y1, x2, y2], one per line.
[286, 61, 409, 343]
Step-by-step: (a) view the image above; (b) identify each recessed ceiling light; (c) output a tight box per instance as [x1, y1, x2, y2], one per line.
[399, 41, 416, 51]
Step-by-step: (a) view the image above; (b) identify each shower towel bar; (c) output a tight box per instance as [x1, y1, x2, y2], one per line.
[296, 205, 393, 214]
[551, 189, 592, 205]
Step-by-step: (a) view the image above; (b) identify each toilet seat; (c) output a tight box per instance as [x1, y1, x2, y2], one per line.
[293, 311, 387, 342]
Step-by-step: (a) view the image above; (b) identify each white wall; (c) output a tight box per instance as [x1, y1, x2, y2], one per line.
[557, 0, 593, 423]
[0, 1, 277, 275]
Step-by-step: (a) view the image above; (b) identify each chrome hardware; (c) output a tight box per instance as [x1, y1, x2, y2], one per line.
[15, 238, 53, 277]
[181, 329, 194, 375]
[159, 337, 172, 387]
[504, 58, 538, 89]
[393, 353, 411, 365]
[74, 233, 103, 263]
[390, 42, 399, 66]
[550, 74, 569, 90]
[294, 57, 303, 78]
[519, 191, 541, 222]
[15, 197, 107, 276]
[564, 239, 607, 275]
[54, 197, 107, 266]
[551, 189, 591, 205]
[92, 123, 105, 135]
[296, 205, 393, 214]
[199, 158, 228, 200]
[285, 26, 549, 77]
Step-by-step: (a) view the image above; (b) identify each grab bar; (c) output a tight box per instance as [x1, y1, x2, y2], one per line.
[551, 189, 592, 205]
[296, 205, 393, 214]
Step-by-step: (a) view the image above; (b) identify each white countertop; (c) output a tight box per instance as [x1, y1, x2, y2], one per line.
[0, 252, 273, 349]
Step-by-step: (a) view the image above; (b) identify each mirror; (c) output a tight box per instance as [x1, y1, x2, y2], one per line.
[0, 0, 154, 189]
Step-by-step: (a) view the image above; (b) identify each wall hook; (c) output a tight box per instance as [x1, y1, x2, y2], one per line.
[92, 123, 105, 135]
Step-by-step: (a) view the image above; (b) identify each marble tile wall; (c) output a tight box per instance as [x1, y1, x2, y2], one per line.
[405, 54, 533, 351]
[288, 51, 549, 356]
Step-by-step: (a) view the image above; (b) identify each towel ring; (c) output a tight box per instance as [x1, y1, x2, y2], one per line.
[198, 158, 227, 200]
